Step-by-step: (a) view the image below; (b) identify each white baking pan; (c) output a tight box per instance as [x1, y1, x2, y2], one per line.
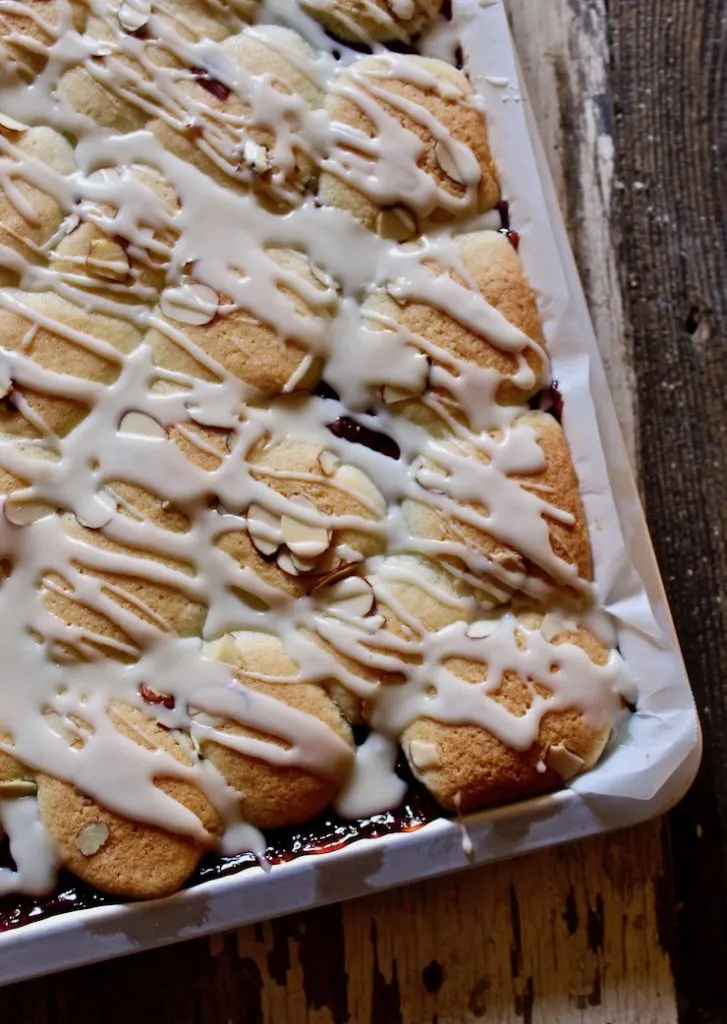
[0, 0, 700, 985]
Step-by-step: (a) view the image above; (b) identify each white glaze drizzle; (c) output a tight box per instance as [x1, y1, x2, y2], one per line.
[0, 0, 625, 897]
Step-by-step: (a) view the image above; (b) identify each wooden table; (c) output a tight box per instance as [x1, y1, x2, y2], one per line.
[3, 1, 725, 1020]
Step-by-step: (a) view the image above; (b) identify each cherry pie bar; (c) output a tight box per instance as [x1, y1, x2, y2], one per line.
[0, 0, 625, 907]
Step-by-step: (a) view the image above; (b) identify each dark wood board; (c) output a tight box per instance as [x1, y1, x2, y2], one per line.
[609, 1, 727, 1021]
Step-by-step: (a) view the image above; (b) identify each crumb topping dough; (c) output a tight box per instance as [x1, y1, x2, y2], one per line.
[0, 0, 625, 899]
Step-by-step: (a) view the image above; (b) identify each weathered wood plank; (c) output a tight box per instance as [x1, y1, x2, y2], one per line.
[507, 0, 637, 462]
[229, 825, 674, 1024]
[607, 1, 727, 1021]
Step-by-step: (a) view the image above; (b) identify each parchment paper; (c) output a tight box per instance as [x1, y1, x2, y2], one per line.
[462, 0, 700, 806]
[0, 0, 702, 986]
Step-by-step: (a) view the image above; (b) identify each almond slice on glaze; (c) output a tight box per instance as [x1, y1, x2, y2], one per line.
[202, 633, 240, 665]
[541, 613, 566, 642]
[376, 206, 418, 243]
[118, 411, 166, 439]
[159, 283, 218, 326]
[118, 0, 150, 32]
[466, 618, 499, 639]
[546, 744, 585, 782]
[381, 384, 418, 405]
[332, 465, 387, 517]
[289, 551, 322, 574]
[0, 113, 28, 133]
[4, 498, 56, 526]
[276, 550, 300, 577]
[242, 139, 270, 175]
[75, 821, 110, 857]
[281, 495, 331, 559]
[322, 576, 375, 618]
[317, 450, 340, 477]
[247, 504, 283, 557]
[0, 360, 12, 400]
[434, 141, 466, 185]
[85, 239, 130, 283]
[408, 739, 440, 771]
[309, 559, 359, 591]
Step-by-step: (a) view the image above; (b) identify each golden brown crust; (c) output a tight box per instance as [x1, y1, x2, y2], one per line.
[248, 438, 387, 561]
[403, 409, 591, 605]
[320, 56, 499, 234]
[39, 515, 207, 661]
[200, 632, 354, 828]
[59, 0, 257, 133]
[147, 27, 322, 205]
[0, 1, 86, 81]
[301, 0, 442, 42]
[0, 126, 75, 280]
[50, 165, 180, 299]
[516, 410, 592, 585]
[37, 703, 221, 899]
[147, 263, 327, 398]
[363, 230, 545, 408]
[401, 620, 612, 812]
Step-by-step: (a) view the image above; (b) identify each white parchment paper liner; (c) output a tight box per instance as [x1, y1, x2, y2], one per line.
[0, 0, 701, 984]
[461, 0, 700, 806]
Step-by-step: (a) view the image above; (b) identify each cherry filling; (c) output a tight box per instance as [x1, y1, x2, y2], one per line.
[496, 199, 510, 229]
[495, 200, 520, 251]
[314, 380, 340, 401]
[315, 383, 401, 460]
[0, 764, 440, 931]
[190, 67, 231, 102]
[327, 416, 401, 461]
[529, 379, 564, 422]
[139, 683, 175, 711]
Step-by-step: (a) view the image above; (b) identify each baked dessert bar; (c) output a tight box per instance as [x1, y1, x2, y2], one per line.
[0, 0, 625, 907]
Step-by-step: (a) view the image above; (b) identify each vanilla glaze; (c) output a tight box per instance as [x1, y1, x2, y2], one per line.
[0, 0, 625, 897]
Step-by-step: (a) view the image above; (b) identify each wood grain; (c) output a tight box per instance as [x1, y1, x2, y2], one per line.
[608, 3, 727, 1021]
[3, 0, 725, 1020]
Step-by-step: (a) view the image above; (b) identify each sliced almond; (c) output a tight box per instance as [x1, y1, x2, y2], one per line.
[118, 0, 150, 32]
[408, 739, 440, 771]
[317, 450, 340, 477]
[434, 141, 466, 185]
[323, 575, 374, 618]
[118, 410, 166, 439]
[0, 112, 28, 133]
[0, 360, 12, 400]
[376, 206, 418, 243]
[546, 744, 585, 782]
[4, 497, 55, 526]
[383, 281, 408, 307]
[541, 612, 565, 642]
[0, 779, 37, 798]
[466, 618, 499, 639]
[289, 551, 321, 574]
[309, 263, 334, 291]
[333, 464, 387, 517]
[202, 633, 240, 665]
[159, 282, 218, 326]
[85, 238, 130, 283]
[75, 821, 110, 857]
[309, 559, 358, 591]
[381, 384, 417, 405]
[242, 138, 269, 175]
[247, 503, 282, 557]
[281, 495, 331, 559]
[277, 550, 300, 577]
